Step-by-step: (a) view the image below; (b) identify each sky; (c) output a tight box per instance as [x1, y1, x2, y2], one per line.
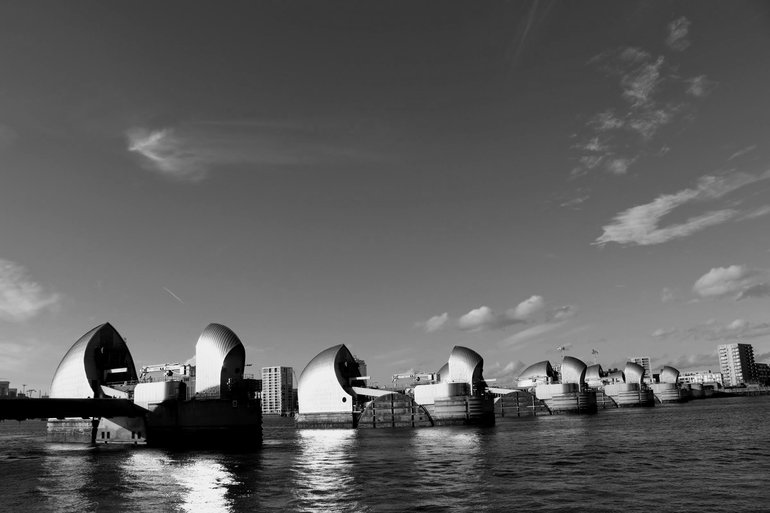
[2, 1, 770, 393]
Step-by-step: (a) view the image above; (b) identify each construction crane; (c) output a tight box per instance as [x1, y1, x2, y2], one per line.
[392, 372, 437, 385]
[591, 348, 600, 364]
[139, 363, 190, 382]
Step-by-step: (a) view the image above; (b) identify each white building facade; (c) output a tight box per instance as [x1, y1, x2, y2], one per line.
[679, 371, 724, 386]
[261, 366, 296, 415]
[718, 343, 755, 386]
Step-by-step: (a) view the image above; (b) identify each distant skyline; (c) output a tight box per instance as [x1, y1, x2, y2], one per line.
[2, 1, 769, 392]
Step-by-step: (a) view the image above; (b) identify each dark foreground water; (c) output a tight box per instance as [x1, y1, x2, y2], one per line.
[2, 396, 769, 512]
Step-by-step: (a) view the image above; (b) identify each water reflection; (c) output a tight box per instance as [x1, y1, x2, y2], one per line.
[290, 429, 365, 512]
[120, 450, 236, 512]
[39, 445, 132, 511]
[407, 428, 492, 512]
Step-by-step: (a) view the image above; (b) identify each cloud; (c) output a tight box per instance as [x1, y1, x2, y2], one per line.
[417, 312, 449, 333]
[605, 157, 636, 175]
[498, 305, 577, 347]
[737, 283, 770, 300]
[594, 171, 770, 246]
[508, 295, 545, 321]
[620, 55, 665, 108]
[686, 75, 717, 98]
[500, 322, 563, 347]
[627, 108, 674, 140]
[657, 319, 770, 344]
[573, 18, 711, 178]
[698, 319, 770, 341]
[560, 194, 590, 209]
[456, 306, 493, 331]
[740, 205, 770, 221]
[457, 296, 547, 332]
[0, 259, 61, 322]
[693, 265, 770, 300]
[666, 17, 691, 51]
[547, 305, 578, 322]
[666, 352, 719, 371]
[126, 120, 375, 182]
[458, 306, 505, 331]
[651, 327, 678, 339]
[661, 287, 676, 303]
[126, 128, 204, 181]
[728, 145, 757, 161]
[485, 360, 528, 384]
[505, 0, 548, 68]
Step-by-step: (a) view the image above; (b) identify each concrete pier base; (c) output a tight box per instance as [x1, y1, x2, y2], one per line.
[296, 412, 357, 429]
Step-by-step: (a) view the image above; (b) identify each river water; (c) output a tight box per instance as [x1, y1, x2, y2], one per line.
[2, 396, 769, 512]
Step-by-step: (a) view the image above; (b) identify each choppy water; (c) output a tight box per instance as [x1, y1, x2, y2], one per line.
[2, 396, 769, 512]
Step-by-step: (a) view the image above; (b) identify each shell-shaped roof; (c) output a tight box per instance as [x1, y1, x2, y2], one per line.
[560, 356, 587, 384]
[624, 362, 646, 385]
[660, 366, 680, 384]
[50, 323, 137, 398]
[298, 344, 362, 414]
[518, 360, 555, 380]
[585, 364, 603, 382]
[436, 362, 449, 383]
[194, 323, 246, 398]
[447, 346, 484, 386]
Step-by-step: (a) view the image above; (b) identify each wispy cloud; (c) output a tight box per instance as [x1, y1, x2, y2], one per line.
[416, 312, 449, 333]
[162, 286, 185, 304]
[692, 265, 770, 300]
[666, 352, 719, 371]
[560, 193, 590, 209]
[505, 0, 555, 68]
[666, 17, 691, 51]
[661, 287, 677, 303]
[573, 17, 713, 177]
[728, 145, 757, 161]
[547, 305, 578, 322]
[0, 259, 61, 322]
[126, 120, 375, 182]
[619, 55, 665, 108]
[485, 359, 528, 384]
[740, 205, 770, 221]
[651, 327, 678, 339]
[126, 128, 202, 180]
[653, 319, 770, 343]
[594, 170, 770, 246]
[499, 321, 563, 348]
[497, 304, 578, 348]
[686, 75, 717, 98]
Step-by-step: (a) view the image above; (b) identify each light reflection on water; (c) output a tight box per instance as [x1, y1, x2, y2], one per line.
[5, 398, 770, 512]
[121, 451, 236, 512]
[288, 429, 365, 512]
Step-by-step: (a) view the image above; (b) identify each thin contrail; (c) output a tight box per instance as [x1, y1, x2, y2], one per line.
[162, 286, 185, 304]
